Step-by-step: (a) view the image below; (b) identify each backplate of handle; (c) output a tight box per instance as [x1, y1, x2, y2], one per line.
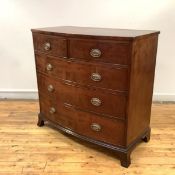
[44, 42, 51, 51]
[47, 85, 54, 92]
[49, 107, 56, 114]
[90, 49, 101, 58]
[91, 73, 102, 81]
[91, 123, 101, 132]
[46, 63, 53, 71]
[91, 97, 101, 106]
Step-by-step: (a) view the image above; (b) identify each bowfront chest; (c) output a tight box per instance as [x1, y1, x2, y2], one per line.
[31, 26, 159, 167]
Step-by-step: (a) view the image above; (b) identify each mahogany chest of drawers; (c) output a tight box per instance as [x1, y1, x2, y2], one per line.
[31, 26, 159, 167]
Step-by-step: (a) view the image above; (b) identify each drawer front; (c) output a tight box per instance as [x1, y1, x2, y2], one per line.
[69, 39, 131, 65]
[37, 73, 126, 119]
[39, 96, 125, 146]
[35, 54, 128, 92]
[32, 33, 67, 57]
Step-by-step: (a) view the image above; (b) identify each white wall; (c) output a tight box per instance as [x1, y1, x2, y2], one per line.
[0, 0, 175, 100]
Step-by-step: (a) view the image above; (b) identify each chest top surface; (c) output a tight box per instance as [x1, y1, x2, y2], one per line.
[31, 26, 159, 40]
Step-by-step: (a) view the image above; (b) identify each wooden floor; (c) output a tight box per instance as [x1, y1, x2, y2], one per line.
[0, 100, 174, 175]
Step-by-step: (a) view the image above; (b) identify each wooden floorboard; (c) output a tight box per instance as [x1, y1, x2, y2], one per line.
[0, 100, 174, 174]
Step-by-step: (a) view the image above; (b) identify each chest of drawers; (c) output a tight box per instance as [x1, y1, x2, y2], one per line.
[31, 26, 159, 168]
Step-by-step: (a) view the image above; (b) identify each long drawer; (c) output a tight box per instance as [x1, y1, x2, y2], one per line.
[35, 54, 128, 92]
[37, 73, 127, 119]
[39, 95, 125, 146]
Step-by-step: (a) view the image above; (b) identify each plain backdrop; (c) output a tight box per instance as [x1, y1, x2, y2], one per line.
[0, 0, 175, 100]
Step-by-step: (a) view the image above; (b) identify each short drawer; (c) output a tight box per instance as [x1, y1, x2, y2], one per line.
[35, 54, 128, 92]
[69, 38, 131, 65]
[32, 33, 67, 57]
[37, 73, 126, 119]
[39, 97, 125, 146]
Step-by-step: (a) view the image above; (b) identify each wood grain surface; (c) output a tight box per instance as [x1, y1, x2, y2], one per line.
[69, 38, 131, 65]
[32, 33, 67, 58]
[31, 26, 160, 40]
[0, 100, 174, 174]
[37, 73, 127, 119]
[32, 28, 160, 167]
[35, 53, 129, 92]
[126, 34, 159, 145]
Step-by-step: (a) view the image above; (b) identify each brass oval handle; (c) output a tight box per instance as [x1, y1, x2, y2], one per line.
[91, 123, 101, 132]
[91, 73, 102, 82]
[91, 97, 101, 106]
[44, 42, 51, 51]
[49, 107, 56, 114]
[47, 85, 54, 92]
[46, 63, 53, 71]
[90, 49, 101, 58]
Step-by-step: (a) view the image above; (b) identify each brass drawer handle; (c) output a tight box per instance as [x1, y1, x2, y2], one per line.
[47, 85, 54, 92]
[44, 42, 51, 51]
[49, 107, 56, 114]
[91, 97, 101, 106]
[46, 63, 53, 71]
[90, 49, 101, 58]
[91, 73, 102, 82]
[91, 123, 101, 132]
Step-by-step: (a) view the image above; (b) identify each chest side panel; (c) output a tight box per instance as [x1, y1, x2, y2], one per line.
[126, 35, 159, 145]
